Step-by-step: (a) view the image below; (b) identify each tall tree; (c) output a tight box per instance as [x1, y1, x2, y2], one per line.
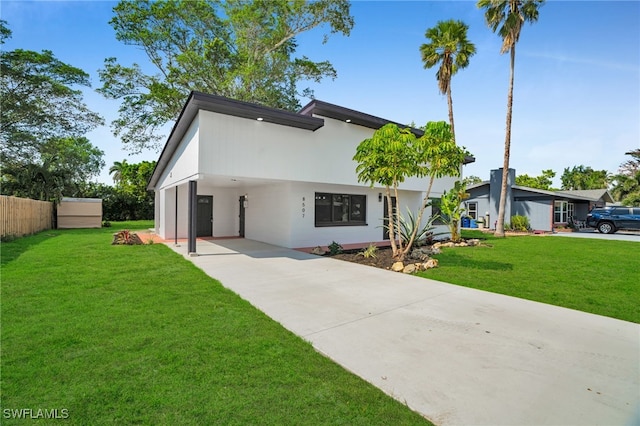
[109, 159, 129, 185]
[477, 0, 544, 237]
[0, 20, 104, 202]
[1, 136, 104, 202]
[515, 169, 555, 190]
[611, 150, 640, 206]
[560, 165, 609, 190]
[618, 149, 640, 176]
[99, 0, 354, 153]
[0, 20, 103, 164]
[419, 19, 476, 140]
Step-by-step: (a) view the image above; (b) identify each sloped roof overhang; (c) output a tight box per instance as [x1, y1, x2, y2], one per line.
[148, 92, 475, 190]
[148, 92, 325, 190]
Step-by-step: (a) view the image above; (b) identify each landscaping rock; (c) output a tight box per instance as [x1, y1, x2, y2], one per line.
[422, 259, 439, 269]
[402, 263, 417, 274]
[409, 247, 433, 261]
[391, 261, 405, 272]
[310, 246, 325, 255]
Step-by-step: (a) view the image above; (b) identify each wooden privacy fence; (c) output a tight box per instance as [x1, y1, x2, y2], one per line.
[0, 195, 53, 238]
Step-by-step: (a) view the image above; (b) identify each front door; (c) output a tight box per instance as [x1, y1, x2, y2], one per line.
[383, 195, 397, 240]
[238, 196, 246, 237]
[196, 195, 213, 237]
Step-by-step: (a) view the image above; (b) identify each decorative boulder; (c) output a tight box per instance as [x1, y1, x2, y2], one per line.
[402, 263, 417, 274]
[391, 261, 405, 272]
[422, 259, 439, 269]
[409, 247, 432, 261]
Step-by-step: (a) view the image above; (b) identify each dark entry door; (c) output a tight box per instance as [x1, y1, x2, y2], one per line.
[196, 195, 213, 237]
[238, 196, 246, 237]
[383, 195, 397, 240]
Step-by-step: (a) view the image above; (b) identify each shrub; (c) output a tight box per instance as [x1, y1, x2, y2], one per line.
[384, 209, 444, 250]
[328, 241, 343, 256]
[358, 244, 378, 259]
[510, 215, 530, 232]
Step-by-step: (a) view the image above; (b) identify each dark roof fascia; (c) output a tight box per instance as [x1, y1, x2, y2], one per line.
[147, 92, 325, 190]
[192, 92, 324, 131]
[299, 99, 476, 165]
[299, 99, 425, 137]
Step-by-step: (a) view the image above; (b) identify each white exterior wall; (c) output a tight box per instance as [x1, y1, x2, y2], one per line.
[159, 182, 190, 240]
[244, 183, 292, 247]
[197, 111, 429, 191]
[197, 183, 238, 237]
[154, 108, 459, 246]
[156, 117, 201, 191]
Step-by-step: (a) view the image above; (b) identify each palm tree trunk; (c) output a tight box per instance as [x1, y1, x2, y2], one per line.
[495, 45, 516, 238]
[447, 84, 455, 141]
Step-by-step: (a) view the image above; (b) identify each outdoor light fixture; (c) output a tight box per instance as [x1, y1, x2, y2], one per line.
[256, 117, 264, 121]
[243, 194, 248, 208]
[345, 119, 351, 123]
[378, 193, 383, 202]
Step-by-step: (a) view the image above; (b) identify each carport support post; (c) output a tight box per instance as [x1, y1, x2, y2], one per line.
[188, 180, 197, 256]
[174, 186, 178, 246]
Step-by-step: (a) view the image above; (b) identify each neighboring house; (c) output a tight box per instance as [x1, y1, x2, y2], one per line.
[465, 168, 614, 232]
[147, 91, 473, 251]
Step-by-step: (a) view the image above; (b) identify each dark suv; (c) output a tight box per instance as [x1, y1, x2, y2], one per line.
[586, 206, 640, 234]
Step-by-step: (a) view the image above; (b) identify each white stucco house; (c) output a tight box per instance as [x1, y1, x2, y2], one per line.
[147, 91, 473, 252]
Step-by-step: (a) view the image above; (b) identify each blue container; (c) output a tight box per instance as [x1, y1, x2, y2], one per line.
[470, 219, 478, 228]
[462, 217, 471, 228]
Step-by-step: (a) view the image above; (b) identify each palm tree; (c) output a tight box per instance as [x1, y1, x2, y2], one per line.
[109, 159, 128, 185]
[420, 20, 476, 141]
[477, 0, 544, 237]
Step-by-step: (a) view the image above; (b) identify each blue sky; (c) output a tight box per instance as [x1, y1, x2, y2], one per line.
[2, 0, 639, 186]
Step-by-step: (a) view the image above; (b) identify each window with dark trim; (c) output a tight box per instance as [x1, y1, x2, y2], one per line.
[315, 193, 366, 226]
[467, 202, 478, 220]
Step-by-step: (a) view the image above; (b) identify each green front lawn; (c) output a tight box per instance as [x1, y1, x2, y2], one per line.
[1, 223, 430, 425]
[419, 230, 640, 323]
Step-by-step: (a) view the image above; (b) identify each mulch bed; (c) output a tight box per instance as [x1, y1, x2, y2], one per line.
[331, 248, 398, 270]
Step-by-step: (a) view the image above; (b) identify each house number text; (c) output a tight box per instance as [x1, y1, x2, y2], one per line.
[302, 197, 306, 218]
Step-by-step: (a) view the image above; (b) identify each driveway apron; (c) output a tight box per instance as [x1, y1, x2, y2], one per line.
[168, 239, 639, 426]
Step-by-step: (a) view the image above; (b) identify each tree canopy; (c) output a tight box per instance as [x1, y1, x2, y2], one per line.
[515, 169, 555, 190]
[0, 20, 105, 202]
[0, 20, 103, 164]
[420, 19, 475, 140]
[560, 165, 609, 190]
[611, 150, 640, 206]
[99, 0, 354, 153]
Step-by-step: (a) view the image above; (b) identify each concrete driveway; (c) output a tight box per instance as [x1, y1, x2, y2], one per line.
[552, 229, 640, 242]
[168, 239, 639, 426]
